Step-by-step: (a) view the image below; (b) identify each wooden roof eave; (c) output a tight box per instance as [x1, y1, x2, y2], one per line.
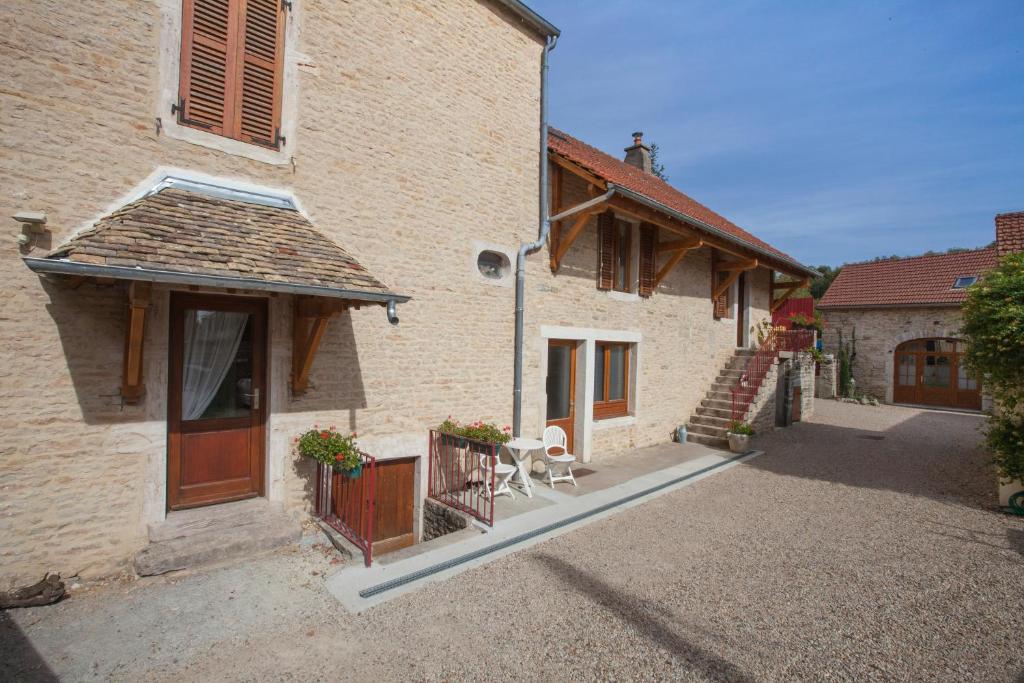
[547, 151, 816, 280]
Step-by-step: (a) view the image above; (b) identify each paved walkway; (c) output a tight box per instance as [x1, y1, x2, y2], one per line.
[3, 402, 1022, 681]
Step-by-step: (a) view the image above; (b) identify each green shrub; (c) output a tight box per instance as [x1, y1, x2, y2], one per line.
[961, 252, 1024, 481]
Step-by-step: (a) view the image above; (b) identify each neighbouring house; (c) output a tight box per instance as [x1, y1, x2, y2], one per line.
[818, 211, 1024, 409]
[1, 0, 816, 586]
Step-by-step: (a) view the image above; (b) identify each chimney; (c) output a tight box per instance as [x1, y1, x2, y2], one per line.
[995, 211, 1024, 257]
[623, 131, 652, 174]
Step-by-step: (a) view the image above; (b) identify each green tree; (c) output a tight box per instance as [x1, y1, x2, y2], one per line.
[810, 265, 841, 300]
[961, 252, 1024, 481]
[649, 142, 668, 181]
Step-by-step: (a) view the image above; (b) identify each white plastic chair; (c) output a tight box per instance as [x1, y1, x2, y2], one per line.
[480, 446, 517, 500]
[542, 426, 577, 488]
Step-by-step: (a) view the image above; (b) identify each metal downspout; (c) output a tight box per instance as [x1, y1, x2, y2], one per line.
[512, 34, 556, 437]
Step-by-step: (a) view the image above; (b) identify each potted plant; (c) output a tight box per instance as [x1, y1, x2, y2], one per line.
[296, 425, 363, 478]
[437, 418, 512, 454]
[726, 420, 754, 453]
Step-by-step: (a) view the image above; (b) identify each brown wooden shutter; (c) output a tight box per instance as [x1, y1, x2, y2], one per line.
[597, 211, 615, 290]
[713, 271, 729, 318]
[638, 223, 657, 297]
[178, 0, 234, 134]
[237, 0, 285, 148]
[178, 0, 285, 148]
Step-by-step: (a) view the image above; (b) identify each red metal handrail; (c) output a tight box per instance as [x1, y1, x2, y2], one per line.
[731, 329, 815, 421]
[427, 430, 498, 527]
[315, 453, 376, 567]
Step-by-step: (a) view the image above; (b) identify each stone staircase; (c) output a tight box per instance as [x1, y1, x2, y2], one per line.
[686, 349, 755, 449]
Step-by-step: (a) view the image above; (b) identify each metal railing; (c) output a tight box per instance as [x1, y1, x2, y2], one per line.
[315, 453, 377, 567]
[427, 430, 498, 527]
[731, 329, 815, 421]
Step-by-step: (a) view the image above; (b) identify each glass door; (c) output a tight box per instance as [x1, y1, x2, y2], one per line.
[546, 340, 576, 453]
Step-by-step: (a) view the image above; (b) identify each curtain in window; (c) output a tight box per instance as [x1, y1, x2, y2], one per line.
[182, 309, 248, 420]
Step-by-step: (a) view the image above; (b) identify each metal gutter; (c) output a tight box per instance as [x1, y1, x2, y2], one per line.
[492, 0, 560, 38]
[23, 257, 411, 305]
[608, 183, 821, 279]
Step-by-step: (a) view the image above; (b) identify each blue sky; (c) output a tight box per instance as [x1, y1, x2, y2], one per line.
[530, 0, 1024, 267]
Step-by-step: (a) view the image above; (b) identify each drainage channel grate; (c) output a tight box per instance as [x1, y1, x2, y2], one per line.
[857, 434, 886, 441]
[358, 450, 755, 599]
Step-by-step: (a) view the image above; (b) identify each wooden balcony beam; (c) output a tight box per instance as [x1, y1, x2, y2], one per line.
[652, 239, 702, 288]
[293, 296, 345, 394]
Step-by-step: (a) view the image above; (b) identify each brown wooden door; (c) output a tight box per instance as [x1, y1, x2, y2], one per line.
[546, 339, 577, 452]
[371, 457, 416, 555]
[168, 294, 267, 510]
[892, 339, 981, 410]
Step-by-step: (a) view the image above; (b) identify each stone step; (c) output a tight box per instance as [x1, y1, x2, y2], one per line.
[710, 382, 736, 392]
[695, 405, 733, 419]
[701, 398, 733, 411]
[689, 414, 732, 429]
[707, 390, 734, 401]
[686, 432, 729, 449]
[687, 422, 728, 438]
[136, 500, 302, 576]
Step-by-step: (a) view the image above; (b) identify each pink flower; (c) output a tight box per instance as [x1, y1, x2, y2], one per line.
[351, 432, 357, 438]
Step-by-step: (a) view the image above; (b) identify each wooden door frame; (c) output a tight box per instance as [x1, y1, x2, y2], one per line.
[167, 292, 268, 511]
[891, 338, 981, 410]
[546, 339, 577, 453]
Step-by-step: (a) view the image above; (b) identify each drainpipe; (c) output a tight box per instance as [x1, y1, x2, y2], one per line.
[512, 34, 556, 437]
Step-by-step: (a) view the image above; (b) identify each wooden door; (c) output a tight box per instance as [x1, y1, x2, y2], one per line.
[371, 457, 416, 554]
[168, 294, 267, 510]
[892, 339, 981, 410]
[546, 340, 577, 453]
[736, 272, 747, 347]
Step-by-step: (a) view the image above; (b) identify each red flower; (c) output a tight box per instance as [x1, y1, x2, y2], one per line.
[335, 454, 343, 462]
[320, 431, 330, 440]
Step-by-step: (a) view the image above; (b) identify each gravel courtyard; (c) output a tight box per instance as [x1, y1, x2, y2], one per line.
[3, 401, 1023, 681]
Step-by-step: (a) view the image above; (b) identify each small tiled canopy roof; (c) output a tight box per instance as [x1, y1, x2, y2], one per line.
[27, 185, 405, 303]
[818, 247, 997, 309]
[548, 127, 816, 277]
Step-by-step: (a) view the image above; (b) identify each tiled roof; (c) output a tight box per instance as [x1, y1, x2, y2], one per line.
[548, 127, 812, 274]
[996, 211, 1024, 257]
[818, 248, 998, 309]
[42, 187, 396, 297]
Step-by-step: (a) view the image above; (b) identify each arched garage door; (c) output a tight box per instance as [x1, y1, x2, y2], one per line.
[893, 338, 981, 410]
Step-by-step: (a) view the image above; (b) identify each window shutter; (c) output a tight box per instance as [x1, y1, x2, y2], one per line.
[713, 271, 729, 318]
[178, 0, 285, 148]
[638, 223, 657, 297]
[597, 211, 615, 290]
[178, 0, 234, 134]
[237, 0, 285, 148]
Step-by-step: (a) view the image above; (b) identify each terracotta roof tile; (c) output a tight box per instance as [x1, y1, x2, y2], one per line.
[548, 127, 810, 273]
[818, 248, 998, 309]
[44, 187, 395, 296]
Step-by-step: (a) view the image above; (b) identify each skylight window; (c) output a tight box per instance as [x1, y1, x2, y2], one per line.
[952, 276, 978, 289]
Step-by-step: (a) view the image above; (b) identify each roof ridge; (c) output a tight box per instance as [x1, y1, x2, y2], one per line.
[839, 246, 997, 269]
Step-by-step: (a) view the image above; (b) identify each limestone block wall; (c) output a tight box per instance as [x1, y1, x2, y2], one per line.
[816, 354, 837, 399]
[522, 169, 774, 461]
[821, 307, 965, 402]
[0, 0, 544, 587]
[793, 351, 816, 420]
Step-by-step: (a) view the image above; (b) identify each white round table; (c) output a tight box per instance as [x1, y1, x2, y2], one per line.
[504, 437, 543, 498]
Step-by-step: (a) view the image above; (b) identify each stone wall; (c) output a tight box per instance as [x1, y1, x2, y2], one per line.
[793, 351, 816, 420]
[821, 307, 965, 402]
[0, 0, 544, 587]
[422, 499, 471, 541]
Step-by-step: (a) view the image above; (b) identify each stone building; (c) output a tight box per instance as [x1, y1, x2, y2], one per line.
[819, 212, 1023, 409]
[1, 0, 815, 586]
